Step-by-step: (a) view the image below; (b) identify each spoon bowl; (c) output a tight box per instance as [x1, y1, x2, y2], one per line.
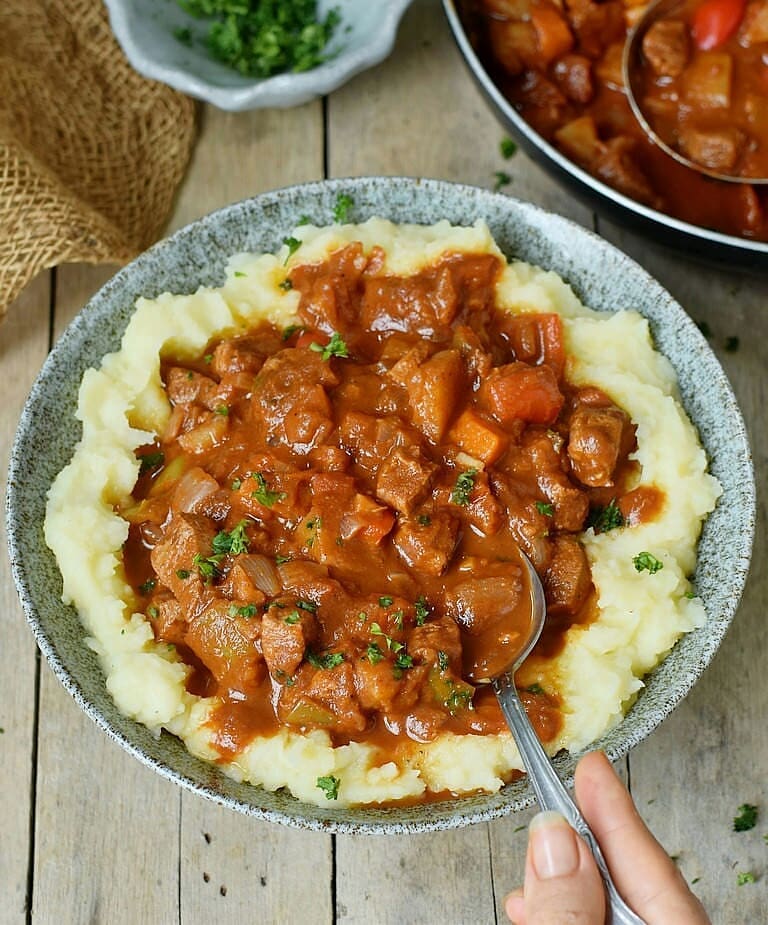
[488, 553, 647, 924]
[622, 0, 768, 185]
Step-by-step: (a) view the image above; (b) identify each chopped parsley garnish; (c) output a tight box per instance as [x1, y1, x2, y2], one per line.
[275, 554, 291, 566]
[176, 569, 191, 580]
[309, 331, 348, 360]
[394, 652, 413, 670]
[231, 478, 242, 491]
[493, 170, 512, 191]
[525, 683, 545, 695]
[417, 514, 432, 526]
[332, 192, 354, 223]
[233, 270, 247, 278]
[193, 553, 223, 583]
[138, 451, 164, 474]
[633, 551, 664, 574]
[369, 622, 404, 653]
[535, 501, 554, 517]
[366, 642, 384, 665]
[306, 649, 345, 669]
[251, 472, 287, 508]
[500, 137, 518, 159]
[283, 236, 301, 262]
[212, 520, 250, 556]
[176, 1, 342, 79]
[588, 499, 624, 533]
[174, 26, 193, 45]
[437, 650, 449, 671]
[284, 611, 302, 625]
[737, 871, 756, 886]
[279, 278, 293, 291]
[297, 214, 311, 226]
[450, 468, 477, 506]
[305, 516, 321, 548]
[734, 804, 759, 832]
[316, 775, 341, 800]
[139, 578, 156, 595]
[446, 688, 473, 713]
[203, 353, 213, 364]
[147, 605, 159, 619]
[229, 603, 258, 619]
[684, 590, 696, 599]
[296, 599, 318, 613]
[414, 596, 430, 626]
[214, 404, 229, 416]
[379, 596, 394, 607]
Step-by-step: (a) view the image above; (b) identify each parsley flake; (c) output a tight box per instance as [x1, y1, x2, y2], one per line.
[451, 468, 477, 506]
[284, 611, 302, 625]
[633, 551, 664, 574]
[233, 270, 247, 278]
[316, 775, 340, 800]
[306, 649, 345, 670]
[147, 605, 159, 619]
[415, 596, 430, 626]
[283, 236, 301, 262]
[229, 603, 257, 619]
[737, 871, 756, 886]
[251, 472, 287, 508]
[418, 514, 432, 526]
[138, 451, 164, 474]
[309, 331, 348, 360]
[588, 499, 624, 533]
[212, 520, 250, 556]
[279, 278, 293, 291]
[379, 596, 393, 607]
[332, 192, 354, 223]
[500, 137, 518, 159]
[493, 170, 512, 191]
[366, 642, 384, 665]
[437, 650, 449, 671]
[193, 553, 223, 583]
[139, 578, 157, 595]
[734, 804, 759, 832]
[535, 500, 554, 517]
[176, 569, 191, 580]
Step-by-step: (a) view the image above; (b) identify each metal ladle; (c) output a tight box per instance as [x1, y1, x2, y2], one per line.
[622, 0, 768, 184]
[467, 553, 646, 925]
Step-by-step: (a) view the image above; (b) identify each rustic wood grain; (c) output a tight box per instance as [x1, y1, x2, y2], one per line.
[0, 274, 50, 924]
[5, 0, 767, 920]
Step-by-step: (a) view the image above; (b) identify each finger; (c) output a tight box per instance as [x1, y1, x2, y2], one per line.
[504, 887, 525, 924]
[574, 752, 710, 924]
[523, 811, 605, 925]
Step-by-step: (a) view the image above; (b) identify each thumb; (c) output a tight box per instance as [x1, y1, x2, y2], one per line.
[523, 811, 606, 925]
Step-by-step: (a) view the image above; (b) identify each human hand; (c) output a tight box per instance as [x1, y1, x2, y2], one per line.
[504, 751, 711, 925]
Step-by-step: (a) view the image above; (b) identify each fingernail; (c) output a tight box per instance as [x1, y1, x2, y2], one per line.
[529, 811, 580, 880]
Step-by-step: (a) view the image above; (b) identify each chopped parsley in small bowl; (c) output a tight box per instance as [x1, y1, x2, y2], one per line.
[103, 0, 414, 110]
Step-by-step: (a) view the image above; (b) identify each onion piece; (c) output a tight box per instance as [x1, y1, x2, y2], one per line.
[172, 467, 219, 514]
[239, 554, 281, 597]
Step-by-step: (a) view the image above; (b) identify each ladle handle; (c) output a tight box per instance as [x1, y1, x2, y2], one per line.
[493, 673, 647, 925]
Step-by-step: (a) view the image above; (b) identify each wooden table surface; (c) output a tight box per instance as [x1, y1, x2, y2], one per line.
[2, 2, 766, 922]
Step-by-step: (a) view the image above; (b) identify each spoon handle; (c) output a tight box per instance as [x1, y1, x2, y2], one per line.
[493, 673, 647, 925]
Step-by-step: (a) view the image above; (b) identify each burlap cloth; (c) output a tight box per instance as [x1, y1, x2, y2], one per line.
[0, 0, 197, 322]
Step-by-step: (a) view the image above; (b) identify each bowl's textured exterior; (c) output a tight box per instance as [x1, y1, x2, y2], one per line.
[104, 0, 413, 110]
[6, 178, 755, 834]
[442, 0, 768, 270]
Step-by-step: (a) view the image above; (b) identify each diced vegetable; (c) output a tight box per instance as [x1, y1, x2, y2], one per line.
[447, 408, 507, 465]
[478, 362, 564, 426]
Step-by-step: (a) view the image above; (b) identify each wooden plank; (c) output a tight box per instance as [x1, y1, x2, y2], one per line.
[595, 220, 768, 922]
[0, 273, 51, 924]
[172, 101, 334, 925]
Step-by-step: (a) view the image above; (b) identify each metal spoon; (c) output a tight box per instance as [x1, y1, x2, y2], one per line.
[468, 553, 646, 925]
[622, 0, 768, 184]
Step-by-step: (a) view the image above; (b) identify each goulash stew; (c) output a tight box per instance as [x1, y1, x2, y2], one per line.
[463, 0, 768, 240]
[122, 245, 658, 765]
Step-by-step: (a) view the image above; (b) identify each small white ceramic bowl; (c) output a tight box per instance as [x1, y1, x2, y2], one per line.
[104, 0, 414, 110]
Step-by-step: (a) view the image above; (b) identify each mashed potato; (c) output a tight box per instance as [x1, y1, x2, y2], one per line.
[44, 219, 721, 806]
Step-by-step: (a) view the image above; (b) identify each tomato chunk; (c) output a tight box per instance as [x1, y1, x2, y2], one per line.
[692, 0, 746, 49]
[478, 362, 565, 426]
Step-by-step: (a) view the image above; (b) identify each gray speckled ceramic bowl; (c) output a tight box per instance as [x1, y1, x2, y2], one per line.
[6, 178, 755, 834]
[104, 0, 413, 111]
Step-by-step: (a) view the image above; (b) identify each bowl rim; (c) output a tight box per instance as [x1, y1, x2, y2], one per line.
[6, 176, 756, 833]
[442, 0, 768, 258]
[103, 0, 415, 111]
